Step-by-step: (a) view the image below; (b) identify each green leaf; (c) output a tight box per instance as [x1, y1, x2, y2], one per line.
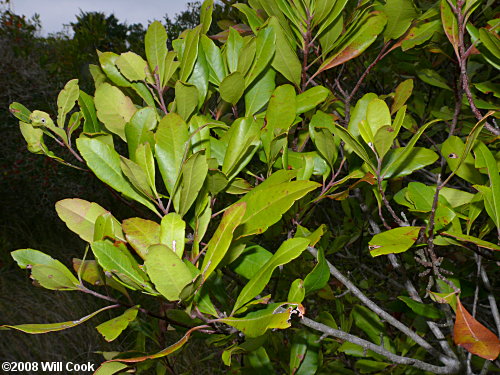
[235, 180, 320, 238]
[116, 52, 149, 82]
[288, 279, 305, 303]
[304, 247, 330, 295]
[441, 232, 500, 251]
[120, 156, 156, 199]
[19, 122, 45, 154]
[315, 12, 387, 75]
[173, 152, 209, 217]
[296, 86, 330, 114]
[366, 98, 391, 141]
[11, 249, 60, 269]
[57, 79, 79, 128]
[290, 330, 321, 375]
[200, 35, 226, 85]
[144, 244, 193, 300]
[73, 259, 128, 294]
[96, 306, 139, 342]
[232, 238, 309, 313]
[200, 0, 214, 34]
[474, 143, 500, 230]
[417, 69, 452, 91]
[175, 81, 198, 121]
[222, 117, 261, 180]
[135, 142, 158, 197]
[99, 51, 131, 87]
[355, 360, 390, 373]
[442, 136, 484, 184]
[0, 305, 118, 334]
[122, 218, 160, 259]
[231, 245, 274, 279]
[398, 296, 444, 319]
[226, 28, 244, 73]
[30, 263, 79, 290]
[160, 213, 186, 258]
[266, 84, 296, 133]
[401, 20, 441, 51]
[222, 303, 299, 337]
[269, 17, 301, 87]
[381, 119, 440, 178]
[145, 21, 168, 85]
[369, 227, 421, 257]
[91, 240, 152, 291]
[55, 198, 124, 243]
[245, 27, 276, 87]
[155, 113, 189, 195]
[77, 137, 158, 213]
[309, 111, 338, 169]
[125, 107, 156, 161]
[245, 68, 276, 116]
[353, 305, 395, 352]
[78, 91, 101, 133]
[94, 83, 137, 141]
[201, 203, 246, 279]
[238, 36, 257, 76]
[334, 124, 376, 172]
[179, 26, 201, 82]
[383, 0, 416, 40]
[9, 102, 31, 123]
[391, 79, 413, 114]
[220, 72, 245, 105]
[93, 362, 128, 375]
[441, 0, 459, 57]
[94, 212, 124, 242]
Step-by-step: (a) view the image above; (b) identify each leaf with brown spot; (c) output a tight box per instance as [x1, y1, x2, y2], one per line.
[440, 0, 459, 57]
[454, 297, 500, 360]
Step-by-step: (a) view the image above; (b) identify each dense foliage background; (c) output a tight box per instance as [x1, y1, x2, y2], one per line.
[1, 0, 499, 374]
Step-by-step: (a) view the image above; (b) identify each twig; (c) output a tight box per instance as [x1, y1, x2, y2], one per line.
[300, 316, 461, 374]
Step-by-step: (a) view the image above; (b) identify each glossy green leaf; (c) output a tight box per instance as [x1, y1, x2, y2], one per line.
[401, 20, 441, 51]
[94, 212, 123, 242]
[232, 238, 309, 313]
[78, 91, 101, 133]
[417, 69, 452, 91]
[391, 79, 413, 114]
[474, 143, 500, 230]
[442, 136, 484, 185]
[223, 304, 299, 337]
[245, 68, 276, 116]
[11, 249, 60, 269]
[55, 198, 124, 243]
[245, 26, 276, 87]
[98, 51, 131, 87]
[315, 12, 387, 75]
[0, 305, 118, 334]
[200, 35, 226, 85]
[73, 259, 128, 294]
[155, 113, 189, 195]
[93, 362, 128, 375]
[334, 123, 376, 172]
[120, 156, 156, 199]
[222, 117, 261, 180]
[266, 84, 296, 133]
[235, 180, 320, 238]
[201, 203, 246, 279]
[290, 330, 321, 375]
[179, 26, 201, 82]
[144, 244, 193, 300]
[231, 245, 273, 279]
[160, 213, 186, 258]
[441, 0, 459, 57]
[383, 0, 416, 40]
[441, 232, 500, 251]
[173, 152, 208, 217]
[398, 296, 443, 319]
[145, 21, 168, 85]
[296, 86, 330, 114]
[175, 81, 198, 121]
[369, 226, 421, 257]
[220, 72, 245, 105]
[304, 247, 329, 296]
[77, 137, 157, 213]
[269, 17, 301, 88]
[57, 79, 79, 128]
[288, 279, 305, 303]
[124, 107, 156, 162]
[226, 27, 244, 73]
[116, 52, 148, 82]
[122, 217, 160, 259]
[200, 0, 214, 34]
[91, 240, 151, 291]
[9, 102, 31, 123]
[94, 83, 136, 140]
[353, 305, 395, 352]
[30, 263, 79, 290]
[96, 306, 139, 342]
[309, 111, 337, 169]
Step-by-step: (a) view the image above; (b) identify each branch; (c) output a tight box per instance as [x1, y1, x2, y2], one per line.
[300, 316, 461, 374]
[307, 247, 454, 362]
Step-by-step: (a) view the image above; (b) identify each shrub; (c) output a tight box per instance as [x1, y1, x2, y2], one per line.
[5, 0, 500, 373]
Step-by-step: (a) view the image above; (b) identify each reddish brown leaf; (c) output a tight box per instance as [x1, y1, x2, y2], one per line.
[454, 297, 500, 360]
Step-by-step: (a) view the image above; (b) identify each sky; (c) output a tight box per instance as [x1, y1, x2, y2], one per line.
[8, 0, 194, 35]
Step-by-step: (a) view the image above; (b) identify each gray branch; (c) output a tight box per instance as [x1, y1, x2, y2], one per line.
[301, 316, 461, 374]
